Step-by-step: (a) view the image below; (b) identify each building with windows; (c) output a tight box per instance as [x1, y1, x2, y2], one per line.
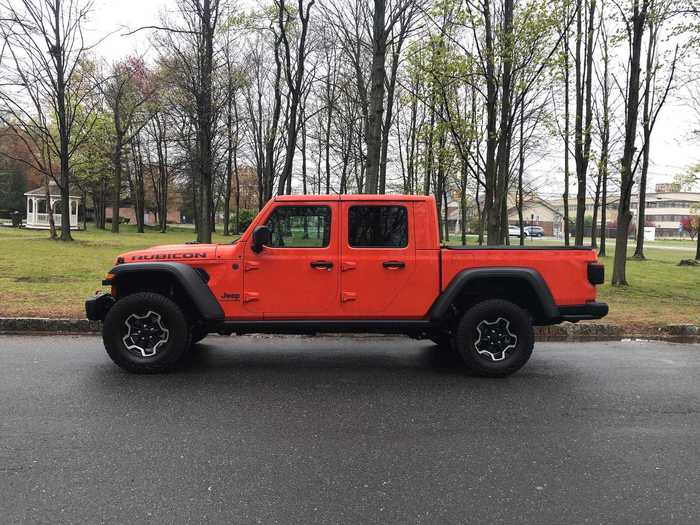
[507, 184, 700, 238]
[24, 183, 81, 230]
[636, 190, 700, 237]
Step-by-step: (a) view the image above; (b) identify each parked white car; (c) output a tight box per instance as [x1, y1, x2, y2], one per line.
[508, 225, 528, 237]
[524, 225, 545, 237]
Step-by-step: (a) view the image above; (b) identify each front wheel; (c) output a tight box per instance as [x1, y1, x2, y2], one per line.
[190, 325, 208, 346]
[454, 299, 534, 377]
[102, 292, 190, 373]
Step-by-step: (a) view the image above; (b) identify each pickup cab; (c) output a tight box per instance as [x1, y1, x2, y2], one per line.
[87, 195, 608, 376]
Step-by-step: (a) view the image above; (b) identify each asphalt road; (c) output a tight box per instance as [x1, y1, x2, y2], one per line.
[1, 336, 700, 524]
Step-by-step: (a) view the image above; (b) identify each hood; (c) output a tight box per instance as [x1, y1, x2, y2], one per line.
[117, 243, 218, 264]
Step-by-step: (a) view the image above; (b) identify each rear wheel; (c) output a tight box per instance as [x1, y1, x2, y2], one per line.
[454, 299, 534, 377]
[102, 292, 190, 373]
[429, 333, 453, 350]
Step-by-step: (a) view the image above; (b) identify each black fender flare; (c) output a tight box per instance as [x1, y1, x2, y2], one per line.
[429, 267, 560, 324]
[108, 262, 224, 322]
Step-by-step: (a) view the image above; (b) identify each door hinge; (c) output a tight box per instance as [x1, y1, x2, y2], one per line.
[341, 261, 357, 272]
[245, 261, 260, 271]
[243, 292, 260, 303]
[341, 291, 357, 303]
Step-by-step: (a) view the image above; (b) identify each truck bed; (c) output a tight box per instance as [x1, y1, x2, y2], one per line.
[440, 245, 599, 307]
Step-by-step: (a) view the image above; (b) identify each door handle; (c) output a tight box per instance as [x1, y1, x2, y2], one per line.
[382, 261, 405, 270]
[310, 260, 334, 271]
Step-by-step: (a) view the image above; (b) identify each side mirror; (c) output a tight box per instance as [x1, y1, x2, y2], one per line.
[251, 225, 272, 253]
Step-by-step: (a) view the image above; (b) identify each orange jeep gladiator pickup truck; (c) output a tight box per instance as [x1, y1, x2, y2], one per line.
[86, 195, 607, 376]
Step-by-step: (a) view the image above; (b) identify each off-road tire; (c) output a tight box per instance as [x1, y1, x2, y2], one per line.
[102, 292, 190, 374]
[454, 299, 534, 377]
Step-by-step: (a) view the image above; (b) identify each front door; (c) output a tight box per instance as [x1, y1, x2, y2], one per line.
[339, 201, 416, 317]
[243, 203, 339, 317]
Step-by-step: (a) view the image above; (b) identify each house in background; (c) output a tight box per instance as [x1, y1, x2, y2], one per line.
[24, 183, 81, 230]
[507, 196, 564, 236]
[104, 201, 181, 226]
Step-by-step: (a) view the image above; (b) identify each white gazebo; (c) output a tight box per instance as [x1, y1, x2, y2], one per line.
[24, 183, 81, 230]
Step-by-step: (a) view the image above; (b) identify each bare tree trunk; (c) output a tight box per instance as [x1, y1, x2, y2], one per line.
[53, 0, 72, 241]
[112, 138, 123, 233]
[517, 104, 525, 246]
[634, 17, 657, 259]
[45, 175, 57, 240]
[276, 0, 314, 195]
[483, 0, 499, 245]
[591, 168, 602, 249]
[574, 0, 596, 246]
[233, 98, 241, 233]
[224, 84, 234, 235]
[563, 6, 571, 247]
[598, 12, 610, 258]
[379, 42, 403, 194]
[494, 0, 514, 245]
[364, 0, 387, 193]
[424, 87, 435, 196]
[613, 0, 648, 286]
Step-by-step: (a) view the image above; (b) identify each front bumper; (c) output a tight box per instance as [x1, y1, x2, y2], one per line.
[558, 302, 609, 322]
[85, 292, 115, 321]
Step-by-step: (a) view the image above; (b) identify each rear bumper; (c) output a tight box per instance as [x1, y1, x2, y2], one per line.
[558, 302, 609, 322]
[85, 293, 115, 321]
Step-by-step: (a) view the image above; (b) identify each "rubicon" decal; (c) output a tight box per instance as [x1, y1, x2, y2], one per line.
[131, 253, 208, 261]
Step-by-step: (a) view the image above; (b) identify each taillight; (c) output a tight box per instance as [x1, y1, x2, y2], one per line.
[588, 263, 604, 285]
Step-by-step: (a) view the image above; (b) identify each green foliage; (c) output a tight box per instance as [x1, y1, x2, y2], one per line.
[0, 167, 27, 212]
[232, 208, 257, 232]
[72, 111, 114, 187]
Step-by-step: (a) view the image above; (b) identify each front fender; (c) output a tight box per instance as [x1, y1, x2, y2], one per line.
[107, 262, 224, 322]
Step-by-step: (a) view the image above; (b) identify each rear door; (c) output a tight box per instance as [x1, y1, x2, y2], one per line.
[339, 201, 416, 317]
[243, 202, 340, 317]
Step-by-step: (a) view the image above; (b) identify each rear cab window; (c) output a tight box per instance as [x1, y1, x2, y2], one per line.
[348, 206, 408, 248]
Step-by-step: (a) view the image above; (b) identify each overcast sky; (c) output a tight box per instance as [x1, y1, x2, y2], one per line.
[87, 0, 700, 195]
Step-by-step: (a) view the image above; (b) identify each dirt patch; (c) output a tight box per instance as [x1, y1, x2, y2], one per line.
[13, 276, 74, 283]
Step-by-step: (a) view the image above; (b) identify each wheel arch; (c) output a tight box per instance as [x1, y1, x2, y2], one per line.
[108, 262, 224, 323]
[429, 267, 560, 326]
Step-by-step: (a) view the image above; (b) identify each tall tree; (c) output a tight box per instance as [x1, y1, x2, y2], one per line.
[633, 1, 678, 259]
[612, 0, 650, 286]
[574, 0, 596, 246]
[363, 0, 419, 193]
[0, 0, 97, 241]
[101, 58, 152, 233]
[276, 0, 315, 195]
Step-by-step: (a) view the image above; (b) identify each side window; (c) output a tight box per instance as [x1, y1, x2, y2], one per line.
[348, 205, 408, 248]
[265, 205, 331, 248]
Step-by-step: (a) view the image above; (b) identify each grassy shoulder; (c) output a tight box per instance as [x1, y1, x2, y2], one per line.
[0, 225, 234, 318]
[0, 225, 698, 325]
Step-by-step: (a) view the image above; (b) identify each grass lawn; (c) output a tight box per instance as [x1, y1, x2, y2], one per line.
[0, 225, 234, 318]
[0, 225, 698, 326]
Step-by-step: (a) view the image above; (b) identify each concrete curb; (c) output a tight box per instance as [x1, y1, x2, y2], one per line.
[1, 317, 699, 343]
[0, 317, 101, 335]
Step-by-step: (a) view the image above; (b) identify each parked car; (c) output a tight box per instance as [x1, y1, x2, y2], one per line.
[508, 225, 528, 237]
[87, 195, 608, 377]
[525, 225, 545, 237]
